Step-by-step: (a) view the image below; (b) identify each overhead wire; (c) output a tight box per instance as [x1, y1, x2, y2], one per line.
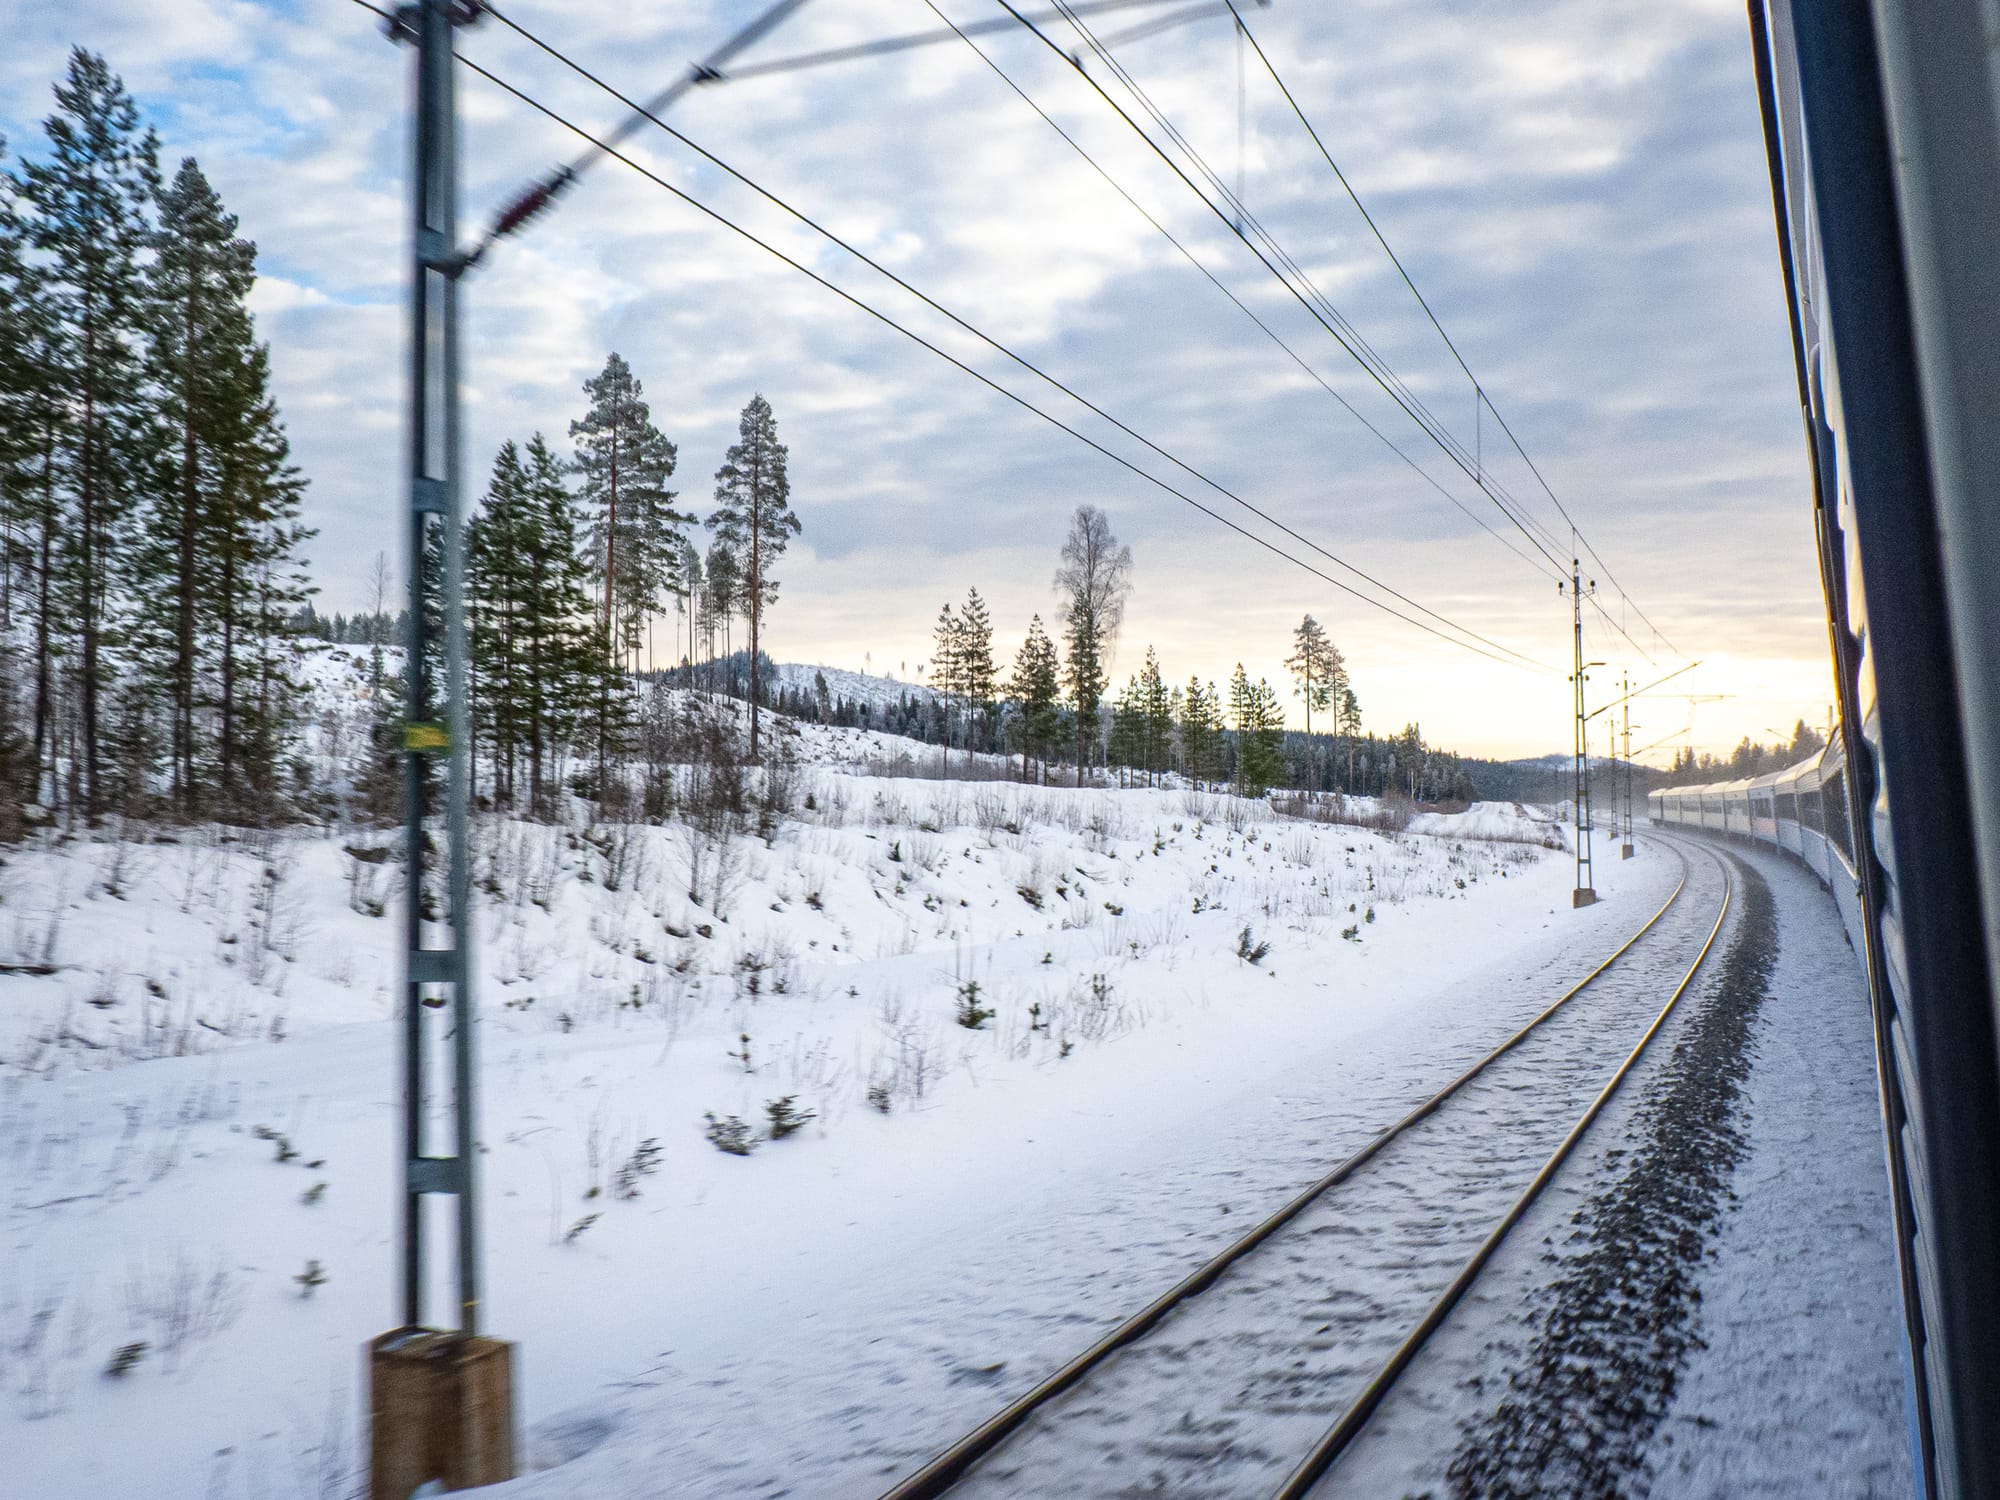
[463, 2, 1556, 671]
[1084, 3, 1674, 670]
[1036, 0, 1682, 670]
[345, 0, 1553, 673]
[1052, 0, 1578, 575]
[1225, 1, 1686, 660]
[917, 0, 1566, 585]
[995, 0, 1576, 582]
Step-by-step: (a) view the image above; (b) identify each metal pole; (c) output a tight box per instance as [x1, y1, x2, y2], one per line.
[400, 0, 480, 1337]
[1570, 557, 1595, 905]
[1621, 671, 1635, 857]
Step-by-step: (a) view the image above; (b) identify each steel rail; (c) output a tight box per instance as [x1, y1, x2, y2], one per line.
[877, 841, 1697, 1500]
[1271, 836, 1735, 1498]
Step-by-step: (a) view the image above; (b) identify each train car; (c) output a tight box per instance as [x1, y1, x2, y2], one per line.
[1740, 6, 2000, 1494]
[1649, 736, 1864, 946]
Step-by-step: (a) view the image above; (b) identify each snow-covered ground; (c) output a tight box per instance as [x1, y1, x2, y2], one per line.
[0, 695, 1612, 1498]
[1638, 844, 1910, 1498]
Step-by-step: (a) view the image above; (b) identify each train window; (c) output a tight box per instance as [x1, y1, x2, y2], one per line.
[1779, 789, 1799, 822]
[1822, 771, 1852, 860]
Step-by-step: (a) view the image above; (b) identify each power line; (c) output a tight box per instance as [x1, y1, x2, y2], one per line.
[700, 0, 1221, 83]
[1226, 1, 1686, 660]
[1053, 0, 1578, 575]
[919, 0, 1565, 587]
[346, 1, 1553, 673]
[467, 4, 1555, 671]
[997, 0, 1575, 581]
[1035, 0, 1684, 671]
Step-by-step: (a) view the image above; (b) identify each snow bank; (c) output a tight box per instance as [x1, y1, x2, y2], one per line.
[2, 714, 1633, 1496]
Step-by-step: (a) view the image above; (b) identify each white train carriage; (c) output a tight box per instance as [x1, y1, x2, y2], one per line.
[1647, 738, 1861, 941]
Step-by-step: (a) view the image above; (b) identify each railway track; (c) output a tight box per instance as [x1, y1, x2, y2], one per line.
[879, 836, 1734, 1500]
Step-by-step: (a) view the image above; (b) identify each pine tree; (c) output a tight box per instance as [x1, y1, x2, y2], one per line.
[0, 136, 44, 824]
[570, 353, 689, 665]
[1285, 614, 1344, 735]
[1108, 676, 1145, 785]
[0, 135, 37, 630]
[1053, 505, 1131, 777]
[957, 587, 996, 750]
[141, 156, 258, 814]
[1338, 685, 1362, 788]
[1008, 614, 1063, 784]
[20, 49, 161, 817]
[707, 393, 799, 757]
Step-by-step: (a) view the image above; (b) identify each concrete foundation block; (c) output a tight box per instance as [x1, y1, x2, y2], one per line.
[1572, 887, 1599, 908]
[368, 1328, 516, 1498]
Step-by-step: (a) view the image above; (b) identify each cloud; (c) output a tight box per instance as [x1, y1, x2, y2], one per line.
[0, 0, 1828, 759]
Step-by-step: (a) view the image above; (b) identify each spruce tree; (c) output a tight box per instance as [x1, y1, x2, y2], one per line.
[469, 442, 530, 806]
[957, 587, 996, 750]
[1008, 614, 1063, 784]
[1176, 677, 1216, 789]
[20, 49, 161, 817]
[1108, 676, 1144, 786]
[1228, 664, 1285, 797]
[931, 601, 961, 766]
[227, 370, 314, 815]
[1136, 646, 1171, 784]
[520, 434, 596, 812]
[707, 393, 799, 757]
[701, 540, 738, 681]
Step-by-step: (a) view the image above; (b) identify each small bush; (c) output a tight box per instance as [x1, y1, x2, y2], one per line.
[1235, 925, 1271, 965]
[954, 979, 994, 1030]
[104, 1341, 148, 1379]
[765, 1096, 817, 1140]
[563, 1214, 600, 1245]
[704, 1113, 759, 1156]
[612, 1139, 664, 1199]
[294, 1259, 328, 1297]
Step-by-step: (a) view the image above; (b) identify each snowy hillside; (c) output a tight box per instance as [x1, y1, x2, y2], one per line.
[774, 660, 938, 712]
[1, 695, 1614, 1497]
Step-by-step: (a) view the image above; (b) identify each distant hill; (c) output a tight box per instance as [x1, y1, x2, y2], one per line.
[1464, 753, 1659, 805]
[774, 662, 938, 712]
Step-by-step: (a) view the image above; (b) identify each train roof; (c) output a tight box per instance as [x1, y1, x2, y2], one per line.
[1657, 743, 1832, 802]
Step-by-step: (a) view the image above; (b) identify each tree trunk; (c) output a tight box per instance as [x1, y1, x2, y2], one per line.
[79, 352, 101, 822]
[220, 547, 237, 794]
[599, 436, 618, 796]
[747, 464, 762, 759]
[174, 283, 200, 814]
[31, 429, 55, 805]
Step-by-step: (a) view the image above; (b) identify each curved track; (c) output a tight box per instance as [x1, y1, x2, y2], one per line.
[880, 836, 1734, 1500]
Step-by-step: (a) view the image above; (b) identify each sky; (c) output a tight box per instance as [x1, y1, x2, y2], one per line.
[0, 0, 1835, 763]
